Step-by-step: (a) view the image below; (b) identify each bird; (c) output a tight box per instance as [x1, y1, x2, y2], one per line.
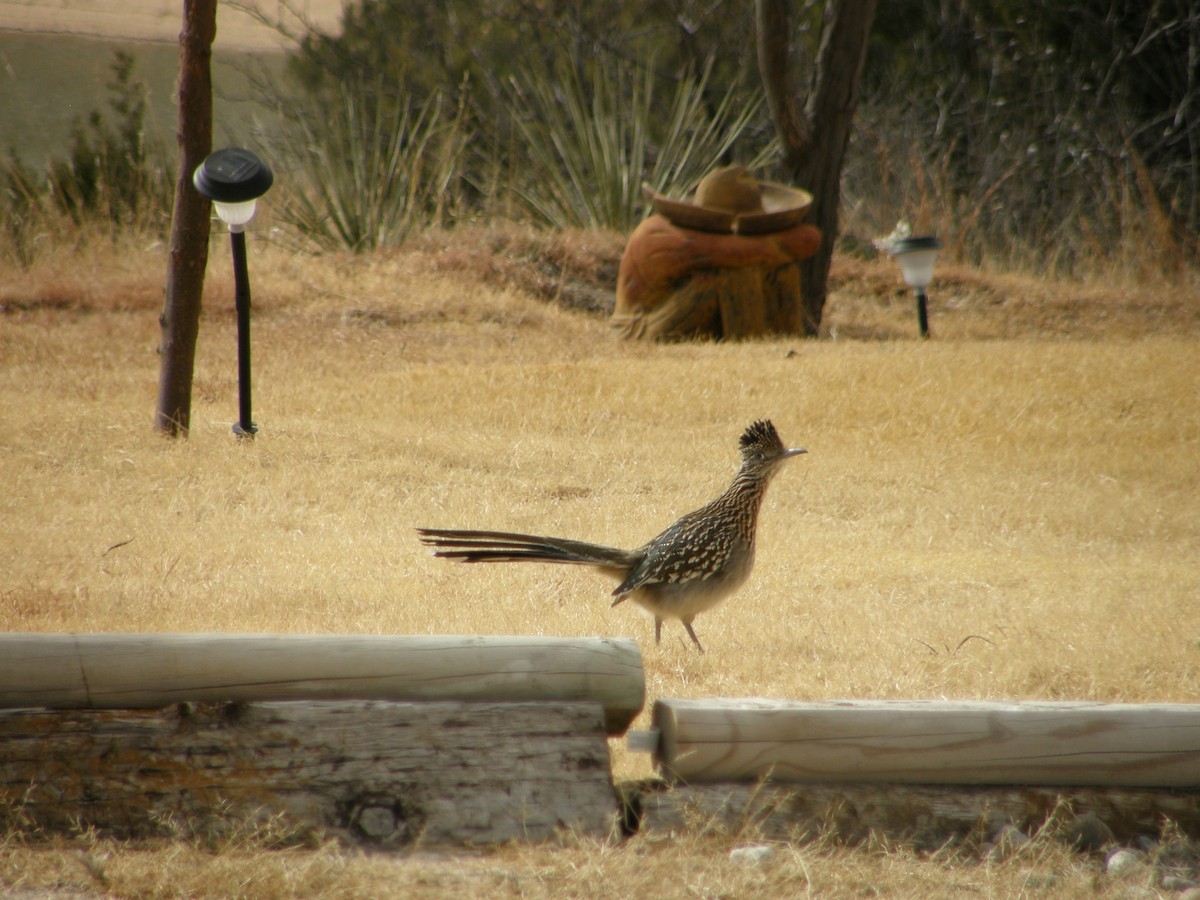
[417, 419, 806, 652]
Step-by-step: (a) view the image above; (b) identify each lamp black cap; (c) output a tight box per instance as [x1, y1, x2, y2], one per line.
[891, 235, 941, 253]
[193, 148, 273, 203]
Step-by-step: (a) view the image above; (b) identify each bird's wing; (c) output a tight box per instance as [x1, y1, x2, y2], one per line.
[611, 510, 735, 598]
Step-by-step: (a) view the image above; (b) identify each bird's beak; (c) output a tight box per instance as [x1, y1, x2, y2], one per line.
[784, 447, 808, 459]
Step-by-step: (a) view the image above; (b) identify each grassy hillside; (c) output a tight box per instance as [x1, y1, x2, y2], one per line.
[0, 33, 283, 169]
[1, 227, 1197, 895]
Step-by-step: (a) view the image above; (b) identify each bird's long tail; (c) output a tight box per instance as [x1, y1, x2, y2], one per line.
[416, 528, 636, 571]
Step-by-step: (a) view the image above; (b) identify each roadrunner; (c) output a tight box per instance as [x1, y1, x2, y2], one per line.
[417, 420, 806, 652]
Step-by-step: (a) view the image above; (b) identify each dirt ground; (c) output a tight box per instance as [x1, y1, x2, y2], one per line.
[0, 0, 345, 50]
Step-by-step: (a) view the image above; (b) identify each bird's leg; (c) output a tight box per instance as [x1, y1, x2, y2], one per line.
[654, 616, 663, 644]
[683, 619, 705, 654]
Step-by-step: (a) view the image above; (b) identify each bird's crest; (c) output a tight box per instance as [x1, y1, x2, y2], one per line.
[740, 419, 785, 457]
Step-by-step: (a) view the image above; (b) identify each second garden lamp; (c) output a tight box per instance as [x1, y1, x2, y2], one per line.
[890, 235, 941, 339]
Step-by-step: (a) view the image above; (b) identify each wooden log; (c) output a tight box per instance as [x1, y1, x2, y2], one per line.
[633, 780, 1200, 845]
[0, 700, 619, 846]
[653, 699, 1200, 787]
[0, 633, 644, 735]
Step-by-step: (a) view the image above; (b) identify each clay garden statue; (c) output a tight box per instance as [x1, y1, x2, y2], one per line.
[612, 165, 821, 340]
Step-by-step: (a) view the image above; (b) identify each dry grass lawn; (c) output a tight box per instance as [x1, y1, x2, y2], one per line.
[1, 226, 1198, 896]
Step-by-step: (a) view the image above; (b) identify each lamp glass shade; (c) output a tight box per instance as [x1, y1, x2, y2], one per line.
[212, 198, 258, 227]
[891, 236, 941, 289]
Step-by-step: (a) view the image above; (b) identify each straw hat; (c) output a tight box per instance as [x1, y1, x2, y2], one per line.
[643, 165, 813, 235]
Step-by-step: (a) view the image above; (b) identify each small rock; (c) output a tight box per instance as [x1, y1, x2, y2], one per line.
[355, 805, 397, 839]
[988, 824, 1031, 860]
[729, 844, 774, 865]
[1162, 875, 1200, 892]
[1067, 813, 1115, 852]
[1019, 870, 1059, 890]
[1105, 848, 1141, 876]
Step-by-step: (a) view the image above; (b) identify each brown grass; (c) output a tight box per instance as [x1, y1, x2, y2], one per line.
[0, 824, 1156, 898]
[1, 226, 1198, 896]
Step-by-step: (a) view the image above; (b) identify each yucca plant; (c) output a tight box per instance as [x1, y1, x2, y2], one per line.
[508, 56, 778, 232]
[273, 78, 469, 252]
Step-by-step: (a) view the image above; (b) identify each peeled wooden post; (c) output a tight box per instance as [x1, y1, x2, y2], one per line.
[653, 699, 1200, 786]
[0, 633, 644, 735]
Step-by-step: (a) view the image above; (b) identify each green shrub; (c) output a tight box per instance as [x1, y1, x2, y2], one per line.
[0, 153, 47, 266]
[0, 51, 171, 266]
[48, 51, 171, 229]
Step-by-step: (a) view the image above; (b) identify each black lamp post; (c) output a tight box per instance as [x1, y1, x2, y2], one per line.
[192, 148, 274, 438]
[890, 236, 941, 339]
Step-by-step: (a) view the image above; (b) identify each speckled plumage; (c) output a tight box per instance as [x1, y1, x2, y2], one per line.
[417, 420, 806, 652]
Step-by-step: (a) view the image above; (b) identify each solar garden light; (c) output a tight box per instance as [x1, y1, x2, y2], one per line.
[890, 235, 941, 339]
[193, 148, 274, 438]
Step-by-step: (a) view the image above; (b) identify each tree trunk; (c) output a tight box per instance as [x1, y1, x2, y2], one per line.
[756, 0, 877, 335]
[155, 0, 216, 436]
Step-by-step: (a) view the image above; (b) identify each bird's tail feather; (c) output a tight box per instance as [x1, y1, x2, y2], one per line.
[416, 528, 635, 569]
